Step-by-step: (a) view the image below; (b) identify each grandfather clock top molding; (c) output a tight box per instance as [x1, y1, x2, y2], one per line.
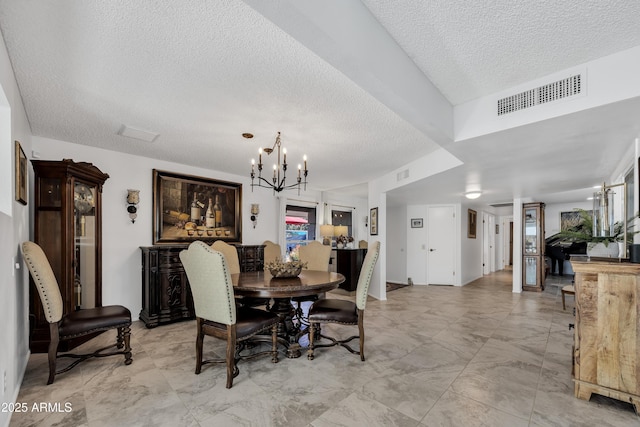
[31, 159, 109, 189]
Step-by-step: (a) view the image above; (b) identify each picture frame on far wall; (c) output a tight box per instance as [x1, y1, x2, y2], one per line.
[467, 209, 477, 239]
[15, 140, 27, 205]
[411, 218, 423, 228]
[370, 207, 378, 235]
[153, 169, 242, 245]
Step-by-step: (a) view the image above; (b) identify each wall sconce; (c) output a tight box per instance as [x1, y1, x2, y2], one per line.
[126, 189, 140, 223]
[250, 203, 260, 228]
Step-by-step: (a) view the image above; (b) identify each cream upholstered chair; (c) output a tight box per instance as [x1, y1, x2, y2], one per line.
[21, 241, 132, 384]
[293, 240, 332, 307]
[211, 240, 240, 274]
[307, 241, 380, 361]
[180, 241, 279, 388]
[298, 241, 331, 271]
[263, 240, 282, 264]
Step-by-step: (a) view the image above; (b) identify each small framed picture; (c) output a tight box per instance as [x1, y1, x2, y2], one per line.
[411, 218, 423, 228]
[15, 140, 27, 205]
[370, 207, 378, 235]
[468, 209, 477, 239]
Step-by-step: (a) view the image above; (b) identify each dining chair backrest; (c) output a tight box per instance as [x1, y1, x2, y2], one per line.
[211, 240, 241, 275]
[180, 241, 236, 325]
[356, 241, 380, 311]
[263, 240, 282, 264]
[21, 241, 64, 323]
[358, 240, 368, 249]
[298, 241, 331, 271]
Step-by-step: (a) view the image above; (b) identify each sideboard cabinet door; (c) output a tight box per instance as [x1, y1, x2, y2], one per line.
[140, 246, 194, 328]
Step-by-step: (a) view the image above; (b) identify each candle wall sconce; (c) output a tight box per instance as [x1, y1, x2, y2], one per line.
[127, 189, 140, 223]
[250, 203, 260, 228]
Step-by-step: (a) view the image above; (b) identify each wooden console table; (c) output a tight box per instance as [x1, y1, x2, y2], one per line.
[570, 259, 640, 412]
[140, 244, 264, 328]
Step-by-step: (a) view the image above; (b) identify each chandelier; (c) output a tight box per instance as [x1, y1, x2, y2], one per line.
[248, 132, 308, 194]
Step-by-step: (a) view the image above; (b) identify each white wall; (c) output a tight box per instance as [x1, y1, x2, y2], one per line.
[385, 204, 406, 283]
[460, 203, 483, 285]
[31, 137, 282, 318]
[0, 31, 32, 427]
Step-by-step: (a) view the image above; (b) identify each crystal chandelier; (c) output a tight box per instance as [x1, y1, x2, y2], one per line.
[248, 132, 308, 194]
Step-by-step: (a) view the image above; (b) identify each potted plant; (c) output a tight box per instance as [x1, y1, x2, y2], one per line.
[558, 209, 638, 257]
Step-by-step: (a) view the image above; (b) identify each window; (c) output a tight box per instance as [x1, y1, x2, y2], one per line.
[285, 205, 316, 256]
[332, 209, 352, 237]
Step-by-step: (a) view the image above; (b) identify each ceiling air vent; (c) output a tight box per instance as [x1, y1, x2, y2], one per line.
[497, 74, 582, 116]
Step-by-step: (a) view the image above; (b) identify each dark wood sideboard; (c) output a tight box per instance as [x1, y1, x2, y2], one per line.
[335, 248, 367, 292]
[140, 244, 264, 328]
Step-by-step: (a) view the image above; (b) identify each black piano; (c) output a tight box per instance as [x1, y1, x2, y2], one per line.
[545, 233, 586, 276]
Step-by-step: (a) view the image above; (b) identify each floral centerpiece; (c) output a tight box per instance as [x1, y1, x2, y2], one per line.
[265, 259, 308, 278]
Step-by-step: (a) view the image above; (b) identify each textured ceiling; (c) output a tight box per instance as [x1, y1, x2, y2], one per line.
[0, 0, 639, 206]
[361, 0, 640, 105]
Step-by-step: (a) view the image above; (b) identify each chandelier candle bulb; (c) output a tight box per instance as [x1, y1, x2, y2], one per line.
[283, 148, 286, 164]
[298, 164, 301, 178]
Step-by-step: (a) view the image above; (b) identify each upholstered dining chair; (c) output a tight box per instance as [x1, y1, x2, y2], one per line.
[180, 241, 279, 388]
[21, 241, 132, 385]
[211, 240, 240, 274]
[298, 241, 331, 271]
[293, 241, 332, 322]
[307, 241, 380, 361]
[263, 240, 282, 264]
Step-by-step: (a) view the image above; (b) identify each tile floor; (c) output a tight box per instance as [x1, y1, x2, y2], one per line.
[9, 271, 640, 426]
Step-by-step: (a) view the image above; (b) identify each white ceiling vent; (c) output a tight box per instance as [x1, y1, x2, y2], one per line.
[117, 125, 159, 142]
[497, 74, 582, 116]
[397, 169, 409, 181]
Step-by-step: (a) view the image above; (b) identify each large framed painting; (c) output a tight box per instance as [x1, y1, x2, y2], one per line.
[560, 210, 592, 231]
[153, 169, 242, 244]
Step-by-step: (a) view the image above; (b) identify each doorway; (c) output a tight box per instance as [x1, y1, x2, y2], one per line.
[427, 205, 455, 285]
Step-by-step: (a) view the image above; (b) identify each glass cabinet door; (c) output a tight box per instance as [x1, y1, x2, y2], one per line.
[524, 207, 538, 254]
[74, 181, 97, 309]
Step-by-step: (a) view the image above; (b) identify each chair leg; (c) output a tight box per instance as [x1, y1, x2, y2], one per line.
[562, 290, 567, 310]
[47, 323, 59, 385]
[226, 326, 237, 389]
[119, 325, 133, 365]
[271, 324, 279, 363]
[307, 321, 316, 360]
[195, 318, 204, 374]
[358, 311, 365, 362]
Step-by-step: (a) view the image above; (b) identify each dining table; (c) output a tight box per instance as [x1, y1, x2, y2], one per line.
[231, 270, 345, 358]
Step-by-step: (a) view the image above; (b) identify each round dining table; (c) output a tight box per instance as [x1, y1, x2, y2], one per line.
[231, 270, 345, 358]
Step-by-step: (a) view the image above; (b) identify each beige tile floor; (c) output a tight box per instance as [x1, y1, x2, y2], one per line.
[9, 271, 640, 426]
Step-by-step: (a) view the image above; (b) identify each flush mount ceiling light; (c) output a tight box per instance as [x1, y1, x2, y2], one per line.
[465, 191, 482, 200]
[248, 132, 308, 194]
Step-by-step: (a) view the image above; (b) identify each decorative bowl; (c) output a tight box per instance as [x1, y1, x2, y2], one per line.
[265, 260, 308, 278]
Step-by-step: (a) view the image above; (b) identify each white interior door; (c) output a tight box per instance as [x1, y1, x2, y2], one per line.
[427, 205, 455, 285]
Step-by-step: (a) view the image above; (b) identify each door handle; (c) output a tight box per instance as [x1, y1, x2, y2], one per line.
[429, 249, 435, 252]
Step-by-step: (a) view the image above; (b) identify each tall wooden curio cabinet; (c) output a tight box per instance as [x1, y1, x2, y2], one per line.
[30, 159, 109, 352]
[522, 202, 545, 292]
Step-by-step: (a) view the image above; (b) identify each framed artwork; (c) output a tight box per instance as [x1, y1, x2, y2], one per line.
[560, 210, 592, 231]
[370, 207, 378, 235]
[467, 209, 477, 239]
[15, 140, 27, 205]
[411, 218, 423, 228]
[153, 169, 242, 244]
